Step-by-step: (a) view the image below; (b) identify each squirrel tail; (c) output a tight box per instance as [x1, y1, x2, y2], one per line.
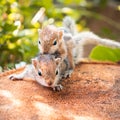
[98, 38, 120, 48]
[73, 31, 120, 48]
[63, 16, 76, 35]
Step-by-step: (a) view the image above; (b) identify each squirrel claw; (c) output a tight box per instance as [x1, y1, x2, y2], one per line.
[9, 75, 16, 80]
[53, 84, 63, 91]
[9, 74, 23, 81]
[63, 69, 73, 78]
[9, 75, 21, 81]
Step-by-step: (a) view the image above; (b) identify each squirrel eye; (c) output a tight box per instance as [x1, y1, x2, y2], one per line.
[53, 40, 57, 45]
[38, 71, 42, 76]
[39, 41, 41, 44]
[55, 70, 58, 75]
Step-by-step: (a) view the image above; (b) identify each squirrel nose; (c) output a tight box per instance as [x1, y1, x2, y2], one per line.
[43, 49, 49, 54]
[43, 50, 48, 54]
[43, 52, 48, 54]
[47, 81, 52, 86]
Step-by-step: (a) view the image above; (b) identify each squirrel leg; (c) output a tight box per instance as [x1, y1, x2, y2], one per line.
[67, 48, 75, 70]
[9, 73, 25, 80]
[63, 69, 73, 78]
[64, 37, 75, 77]
[9, 68, 28, 80]
[53, 84, 63, 91]
[66, 49, 75, 77]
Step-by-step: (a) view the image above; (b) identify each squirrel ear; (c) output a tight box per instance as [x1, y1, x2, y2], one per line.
[32, 58, 37, 68]
[58, 30, 63, 39]
[55, 57, 62, 65]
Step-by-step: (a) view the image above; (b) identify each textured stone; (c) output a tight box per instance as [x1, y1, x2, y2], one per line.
[0, 63, 120, 120]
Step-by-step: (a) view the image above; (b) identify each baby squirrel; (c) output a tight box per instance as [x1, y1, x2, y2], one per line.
[8, 17, 120, 91]
[38, 24, 75, 77]
[62, 16, 120, 63]
[72, 31, 120, 64]
[9, 54, 68, 91]
[61, 16, 120, 64]
[38, 16, 120, 74]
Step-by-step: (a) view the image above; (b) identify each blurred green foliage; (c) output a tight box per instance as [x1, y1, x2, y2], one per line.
[0, 0, 120, 70]
[90, 46, 120, 62]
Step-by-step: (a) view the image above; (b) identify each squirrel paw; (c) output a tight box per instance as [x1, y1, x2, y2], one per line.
[9, 75, 17, 80]
[53, 84, 63, 91]
[9, 75, 22, 81]
[63, 69, 73, 78]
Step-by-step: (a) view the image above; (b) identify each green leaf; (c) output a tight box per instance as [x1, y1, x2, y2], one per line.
[89, 45, 120, 62]
[2, 23, 17, 32]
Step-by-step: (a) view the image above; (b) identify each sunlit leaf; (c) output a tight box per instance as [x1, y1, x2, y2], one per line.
[90, 46, 120, 62]
[2, 23, 17, 32]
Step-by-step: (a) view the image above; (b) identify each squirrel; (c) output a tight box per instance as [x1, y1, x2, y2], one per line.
[8, 54, 69, 91]
[38, 24, 75, 77]
[3, 17, 120, 91]
[62, 16, 120, 64]
[72, 31, 120, 64]
[38, 16, 120, 76]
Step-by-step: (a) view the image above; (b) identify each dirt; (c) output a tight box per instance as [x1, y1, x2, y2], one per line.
[0, 63, 120, 120]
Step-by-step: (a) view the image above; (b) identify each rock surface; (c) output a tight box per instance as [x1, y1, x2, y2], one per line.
[0, 63, 120, 120]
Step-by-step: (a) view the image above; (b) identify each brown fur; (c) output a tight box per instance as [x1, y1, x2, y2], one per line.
[34, 55, 59, 81]
[39, 25, 66, 54]
[40, 25, 58, 42]
[38, 25, 74, 72]
[8, 55, 64, 90]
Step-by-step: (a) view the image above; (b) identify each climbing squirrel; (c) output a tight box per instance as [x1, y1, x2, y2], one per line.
[8, 54, 69, 91]
[72, 31, 120, 64]
[38, 18, 76, 77]
[38, 16, 120, 66]
[63, 16, 120, 64]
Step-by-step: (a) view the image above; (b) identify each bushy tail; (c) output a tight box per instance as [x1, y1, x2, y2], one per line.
[97, 38, 120, 48]
[63, 16, 76, 35]
[73, 31, 120, 48]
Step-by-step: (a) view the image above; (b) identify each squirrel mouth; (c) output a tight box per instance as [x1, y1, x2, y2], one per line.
[47, 81, 53, 86]
[52, 51, 60, 58]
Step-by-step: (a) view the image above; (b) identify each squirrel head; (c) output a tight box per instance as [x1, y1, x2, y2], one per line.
[38, 25, 63, 54]
[32, 54, 62, 87]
